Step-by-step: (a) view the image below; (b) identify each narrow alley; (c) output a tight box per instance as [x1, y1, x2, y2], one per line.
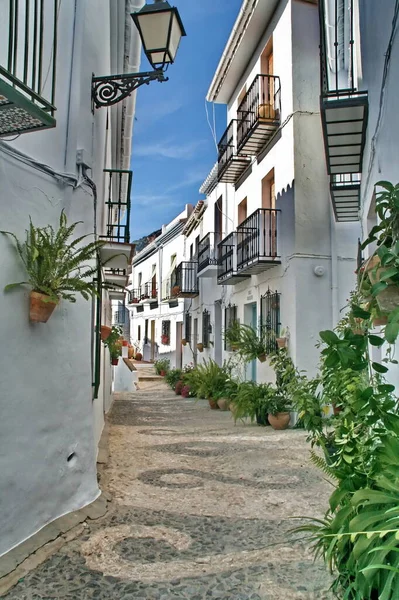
[4, 380, 332, 599]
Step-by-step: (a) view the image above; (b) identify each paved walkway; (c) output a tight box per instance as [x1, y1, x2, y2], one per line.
[4, 389, 332, 599]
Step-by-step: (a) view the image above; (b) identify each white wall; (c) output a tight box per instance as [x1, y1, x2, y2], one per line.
[0, 0, 132, 556]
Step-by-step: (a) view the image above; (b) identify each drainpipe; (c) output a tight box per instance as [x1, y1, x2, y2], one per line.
[330, 211, 339, 326]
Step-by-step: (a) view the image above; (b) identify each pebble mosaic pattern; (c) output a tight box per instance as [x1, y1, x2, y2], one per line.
[4, 389, 333, 599]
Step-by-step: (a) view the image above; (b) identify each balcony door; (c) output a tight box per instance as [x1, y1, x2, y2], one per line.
[260, 39, 275, 119]
[262, 171, 277, 257]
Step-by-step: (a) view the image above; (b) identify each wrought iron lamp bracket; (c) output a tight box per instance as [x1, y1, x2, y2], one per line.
[92, 69, 168, 110]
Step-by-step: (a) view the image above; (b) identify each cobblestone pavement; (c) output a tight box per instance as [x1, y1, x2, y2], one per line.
[4, 390, 333, 599]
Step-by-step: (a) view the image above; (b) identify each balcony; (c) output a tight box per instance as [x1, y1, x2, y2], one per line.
[171, 261, 199, 298]
[198, 232, 219, 278]
[128, 289, 141, 304]
[139, 282, 158, 303]
[237, 74, 281, 156]
[330, 174, 361, 222]
[104, 268, 129, 289]
[0, 0, 58, 136]
[236, 209, 280, 274]
[319, 0, 368, 221]
[217, 120, 250, 184]
[99, 169, 134, 271]
[217, 232, 250, 285]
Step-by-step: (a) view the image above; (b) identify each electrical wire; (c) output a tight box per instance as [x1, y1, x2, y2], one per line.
[205, 99, 218, 152]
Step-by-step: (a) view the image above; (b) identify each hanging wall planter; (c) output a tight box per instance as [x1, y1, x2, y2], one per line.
[276, 337, 287, 349]
[181, 338, 187, 346]
[172, 285, 181, 296]
[111, 358, 119, 366]
[101, 325, 112, 341]
[197, 343, 204, 353]
[29, 291, 58, 323]
[366, 255, 399, 312]
[258, 353, 267, 363]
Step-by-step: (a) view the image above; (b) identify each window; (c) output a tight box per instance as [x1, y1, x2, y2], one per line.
[260, 289, 280, 354]
[138, 325, 141, 342]
[262, 169, 275, 209]
[161, 320, 171, 345]
[190, 243, 193, 259]
[144, 319, 149, 344]
[214, 196, 223, 245]
[185, 313, 192, 341]
[202, 310, 211, 348]
[138, 272, 142, 289]
[238, 198, 247, 225]
[224, 305, 238, 351]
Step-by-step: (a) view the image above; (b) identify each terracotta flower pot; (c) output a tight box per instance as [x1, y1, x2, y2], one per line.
[122, 340, 128, 347]
[111, 358, 119, 366]
[172, 286, 181, 297]
[217, 398, 230, 411]
[366, 255, 399, 312]
[160, 370, 166, 377]
[128, 347, 134, 359]
[268, 412, 291, 430]
[29, 291, 58, 323]
[135, 353, 143, 361]
[197, 343, 204, 353]
[276, 337, 287, 349]
[208, 398, 219, 410]
[332, 403, 343, 416]
[373, 316, 388, 326]
[181, 339, 187, 346]
[258, 103, 275, 119]
[258, 353, 267, 363]
[100, 325, 112, 341]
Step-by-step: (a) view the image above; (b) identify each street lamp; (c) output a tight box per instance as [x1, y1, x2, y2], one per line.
[92, 0, 186, 109]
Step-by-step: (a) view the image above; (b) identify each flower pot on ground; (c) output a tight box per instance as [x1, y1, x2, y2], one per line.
[160, 370, 166, 377]
[268, 412, 291, 430]
[175, 380, 184, 395]
[256, 407, 269, 426]
[128, 346, 134, 359]
[101, 325, 112, 341]
[135, 353, 143, 361]
[1, 210, 104, 323]
[217, 398, 230, 411]
[29, 291, 58, 323]
[181, 385, 191, 398]
[208, 398, 219, 410]
[154, 358, 170, 375]
[197, 343, 204, 353]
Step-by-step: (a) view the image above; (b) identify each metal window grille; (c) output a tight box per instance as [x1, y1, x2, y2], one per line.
[260, 289, 281, 354]
[161, 320, 170, 345]
[224, 304, 237, 351]
[185, 313, 192, 341]
[202, 310, 211, 348]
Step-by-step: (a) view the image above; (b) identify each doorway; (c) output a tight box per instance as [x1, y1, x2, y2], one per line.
[244, 302, 257, 381]
[150, 320, 155, 362]
[214, 302, 222, 366]
[176, 322, 183, 369]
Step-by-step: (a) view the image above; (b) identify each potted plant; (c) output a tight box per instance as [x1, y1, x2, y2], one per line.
[122, 340, 128, 347]
[103, 325, 123, 366]
[128, 345, 134, 359]
[1, 210, 104, 323]
[161, 334, 170, 345]
[224, 320, 241, 351]
[231, 381, 274, 425]
[135, 352, 143, 361]
[154, 358, 170, 376]
[101, 325, 112, 341]
[189, 359, 230, 409]
[181, 385, 191, 398]
[214, 378, 239, 411]
[165, 368, 183, 390]
[197, 342, 204, 353]
[175, 380, 184, 395]
[172, 285, 181, 296]
[276, 327, 288, 349]
[232, 323, 275, 362]
[181, 338, 187, 346]
[267, 395, 291, 430]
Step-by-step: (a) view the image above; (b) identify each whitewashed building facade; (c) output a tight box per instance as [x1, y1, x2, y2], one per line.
[0, 0, 141, 557]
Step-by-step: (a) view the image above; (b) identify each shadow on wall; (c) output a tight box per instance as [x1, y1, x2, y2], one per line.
[275, 180, 295, 260]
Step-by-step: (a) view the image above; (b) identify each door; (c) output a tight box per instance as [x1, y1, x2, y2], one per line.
[150, 320, 155, 362]
[214, 302, 222, 366]
[176, 322, 183, 369]
[193, 318, 198, 366]
[244, 302, 257, 382]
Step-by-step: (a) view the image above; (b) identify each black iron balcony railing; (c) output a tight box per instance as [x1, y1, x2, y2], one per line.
[139, 282, 157, 301]
[237, 208, 280, 273]
[217, 119, 250, 183]
[128, 289, 140, 304]
[0, 0, 58, 136]
[198, 232, 219, 274]
[101, 169, 133, 244]
[217, 232, 237, 283]
[171, 261, 199, 297]
[237, 74, 281, 155]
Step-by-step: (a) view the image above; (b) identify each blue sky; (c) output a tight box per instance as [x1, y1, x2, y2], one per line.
[130, 0, 242, 240]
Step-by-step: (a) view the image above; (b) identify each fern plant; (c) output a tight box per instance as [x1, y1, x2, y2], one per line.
[1, 210, 104, 303]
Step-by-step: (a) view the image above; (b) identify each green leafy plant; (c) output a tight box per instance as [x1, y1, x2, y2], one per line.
[225, 322, 276, 361]
[154, 358, 170, 375]
[187, 359, 230, 401]
[232, 381, 275, 422]
[103, 326, 123, 361]
[1, 210, 104, 303]
[165, 368, 183, 390]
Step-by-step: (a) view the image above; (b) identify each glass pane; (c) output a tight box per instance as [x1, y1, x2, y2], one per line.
[136, 12, 170, 54]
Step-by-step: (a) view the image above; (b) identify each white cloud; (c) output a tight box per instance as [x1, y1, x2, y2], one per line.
[134, 139, 205, 160]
